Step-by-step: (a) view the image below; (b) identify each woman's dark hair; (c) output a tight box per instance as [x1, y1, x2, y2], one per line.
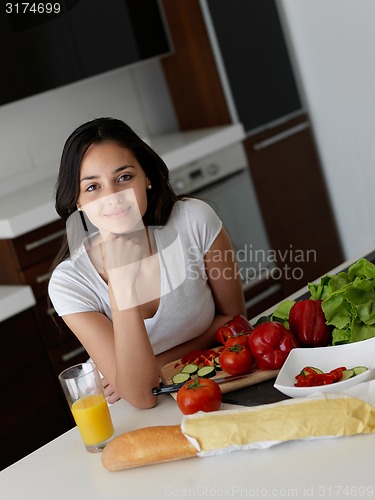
[53, 117, 182, 265]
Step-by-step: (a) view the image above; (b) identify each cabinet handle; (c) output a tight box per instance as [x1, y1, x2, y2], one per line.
[25, 229, 66, 252]
[253, 121, 309, 151]
[36, 272, 52, 284]
[62, 346, 87, 363]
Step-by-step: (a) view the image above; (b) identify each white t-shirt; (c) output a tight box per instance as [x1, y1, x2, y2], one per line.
[48, 198, 222, 355]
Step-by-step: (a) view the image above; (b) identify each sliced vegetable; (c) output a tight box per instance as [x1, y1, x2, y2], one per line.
[181, 348, 219, 367]
[196, 366, 216, 378]
[340, 369, 355, 381]
[300, 366, 323, 376]
[353, 365, 368, 375]
[171, 372, 191, 384]
[180, 363, 199, 376]
[294, 365, 368, 387]
[214, 356, 222, 371]
[294, 366, 345, 387]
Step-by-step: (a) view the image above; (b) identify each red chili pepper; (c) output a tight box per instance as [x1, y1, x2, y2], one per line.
[214, 314, 253, 344]
[289, 299, 332, 347]
[247, 321, 299, 370]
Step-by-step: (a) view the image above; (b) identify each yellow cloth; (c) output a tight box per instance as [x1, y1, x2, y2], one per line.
[181, 394, 375, 456]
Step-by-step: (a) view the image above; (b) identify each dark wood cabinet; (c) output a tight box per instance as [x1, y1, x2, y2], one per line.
[161, 0, 344, 300]
[244, 114, 343, 295]
[0, 307, 74, 470]
[204, 0, 302, 132]
[0, 219, 88, 376]
[0, 220, 90, 467]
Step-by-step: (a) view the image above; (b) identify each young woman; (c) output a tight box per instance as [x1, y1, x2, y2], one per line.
[48, 117, 246, 409]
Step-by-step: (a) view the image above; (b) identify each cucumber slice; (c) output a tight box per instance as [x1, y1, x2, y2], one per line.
[340, 369, 355, 381]
[197, 366, 216, 378]
[180, 363, 199, 376]
[352, 366, 368, 376]
[171, 372, 191, 384]
[214, 356, 222, 371]
[300, 366, 323, 376]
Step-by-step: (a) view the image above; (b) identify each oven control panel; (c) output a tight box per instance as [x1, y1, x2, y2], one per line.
[169, 142, 248, 193]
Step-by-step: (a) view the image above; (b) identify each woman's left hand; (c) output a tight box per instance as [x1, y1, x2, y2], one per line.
[101, 376, 121, 404]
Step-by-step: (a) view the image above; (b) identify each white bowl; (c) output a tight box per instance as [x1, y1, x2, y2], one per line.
[274, 337, 375, 398]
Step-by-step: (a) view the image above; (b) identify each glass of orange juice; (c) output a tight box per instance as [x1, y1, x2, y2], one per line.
[59, 362, 114, 453]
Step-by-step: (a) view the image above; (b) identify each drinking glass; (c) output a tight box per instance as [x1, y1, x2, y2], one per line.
[59, 362, 114, 453]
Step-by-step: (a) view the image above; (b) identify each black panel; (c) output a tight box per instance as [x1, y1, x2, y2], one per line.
[0, 0, 171, 105]
[207, 0, 302, 131]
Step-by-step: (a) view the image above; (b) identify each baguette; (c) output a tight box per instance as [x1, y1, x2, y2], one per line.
[101, 425, 197, 471]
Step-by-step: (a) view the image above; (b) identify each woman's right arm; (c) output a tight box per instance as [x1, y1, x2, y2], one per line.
[62, 305, 159, 409]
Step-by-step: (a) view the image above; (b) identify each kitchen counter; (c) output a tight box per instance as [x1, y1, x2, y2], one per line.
[0, 242, 375, 500]
[2, 248, 375, 498]
[0, 124, 244, 239]
[1, 394, 374, 499]
[0, 285, 35, 322]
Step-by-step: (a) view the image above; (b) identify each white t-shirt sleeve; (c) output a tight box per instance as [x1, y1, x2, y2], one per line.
[48, 263, 101, 317]
[182, 198, 223, 254]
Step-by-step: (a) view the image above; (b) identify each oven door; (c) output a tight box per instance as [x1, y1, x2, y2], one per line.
[191, 168, 282, 315]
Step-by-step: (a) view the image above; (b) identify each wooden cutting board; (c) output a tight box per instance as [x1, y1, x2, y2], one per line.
[160, 347, 279, 398]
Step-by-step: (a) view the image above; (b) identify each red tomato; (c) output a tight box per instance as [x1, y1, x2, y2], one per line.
[176, 378, 222, 415]
[219, 344, 253, 375]
[224, 333, 250, 349]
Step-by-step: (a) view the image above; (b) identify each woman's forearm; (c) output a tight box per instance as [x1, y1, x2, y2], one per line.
[109, 284, 159, 408]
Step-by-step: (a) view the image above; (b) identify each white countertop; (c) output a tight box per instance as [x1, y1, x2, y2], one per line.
[0, 124, 244, 239]
[1, 394, 374, 500]
[2, 249, 375, 497]
[0, 285, 35, 322]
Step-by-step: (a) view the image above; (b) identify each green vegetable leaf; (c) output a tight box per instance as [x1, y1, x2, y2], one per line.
[270, 299, 295, 329]
[308, 275, 333, 300]
[271, 300, 295, 322]
[315, 258, 375, 344]
[347, 257, 375, 281]
[322, 294, 352, 329]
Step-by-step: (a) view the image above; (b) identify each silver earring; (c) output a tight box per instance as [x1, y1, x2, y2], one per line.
[77, 207, 82, 211]
[147, 184, 152, 190]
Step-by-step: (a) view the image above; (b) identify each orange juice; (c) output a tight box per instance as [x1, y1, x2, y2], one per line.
[71, 394, 114, 446]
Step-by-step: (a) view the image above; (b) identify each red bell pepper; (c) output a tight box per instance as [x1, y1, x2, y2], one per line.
[295, 366, 346, 387]
[289, 299, 332, 347]
[247, 321, 299, 370]
[214, 314, 253, 344]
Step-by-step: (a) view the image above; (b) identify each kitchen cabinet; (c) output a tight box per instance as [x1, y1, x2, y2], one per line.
[0, 219, 88, 376]
[0, 306, 74, 471]
[161, 0, 344, 298]
[203, 0, 302, 132]
[244, 113, 343, 295]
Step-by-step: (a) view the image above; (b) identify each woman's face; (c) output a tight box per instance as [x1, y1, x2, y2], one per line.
[76, 141, 150, 238]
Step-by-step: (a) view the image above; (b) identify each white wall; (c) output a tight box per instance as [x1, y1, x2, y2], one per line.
[0, 60, 178, 197]
[278, 0, 375, 260]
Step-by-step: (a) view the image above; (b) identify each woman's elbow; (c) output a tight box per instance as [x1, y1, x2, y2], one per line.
[128, 393, 158, 409]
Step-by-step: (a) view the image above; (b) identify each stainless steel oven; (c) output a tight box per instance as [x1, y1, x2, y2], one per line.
[169, 142, 283, 316]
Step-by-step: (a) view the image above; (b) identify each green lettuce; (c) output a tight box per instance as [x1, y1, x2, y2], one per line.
[308, 258, 375, 345]
[270, 299, 296, 329]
